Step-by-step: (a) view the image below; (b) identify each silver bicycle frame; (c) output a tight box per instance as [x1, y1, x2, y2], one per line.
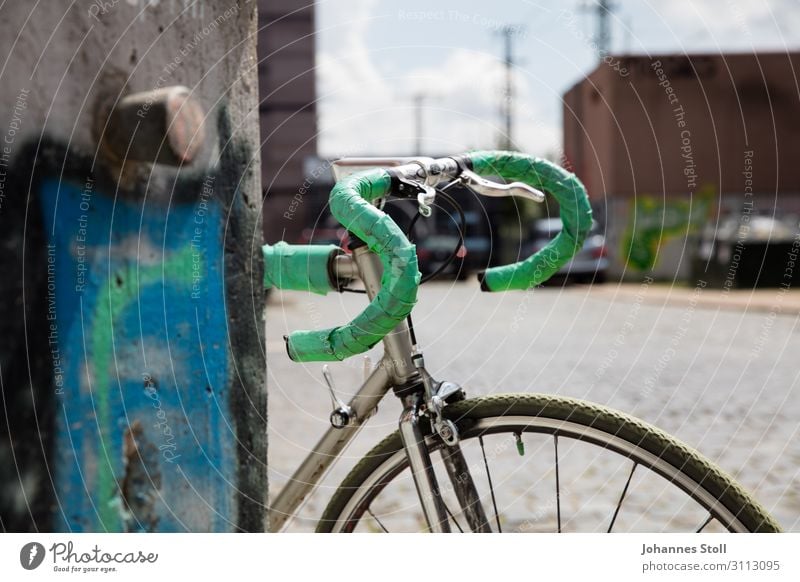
[269, 245, 486, 532]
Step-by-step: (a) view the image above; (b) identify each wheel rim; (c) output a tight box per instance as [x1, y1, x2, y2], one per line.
[330, 415, 752, 533]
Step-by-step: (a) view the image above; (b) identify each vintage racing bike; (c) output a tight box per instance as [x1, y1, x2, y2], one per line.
[263, 151, 781, 533]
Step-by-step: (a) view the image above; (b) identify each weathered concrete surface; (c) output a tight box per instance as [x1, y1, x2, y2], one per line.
[0, 1, 266, 531]
[267, 282, 799, 532]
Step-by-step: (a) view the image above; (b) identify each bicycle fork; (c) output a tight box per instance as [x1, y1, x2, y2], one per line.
[398, 394, 451, 532]
[398, 393, 492, 533]
[356, 245, 491, 532]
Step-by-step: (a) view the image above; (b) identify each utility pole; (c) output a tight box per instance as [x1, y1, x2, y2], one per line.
[496, 25, 524, 150]
[582, 0, 616, 58]
[413, 93, 425, 156]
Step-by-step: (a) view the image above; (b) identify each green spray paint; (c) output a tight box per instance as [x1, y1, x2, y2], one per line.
[622, 187, 714, 271]
[91, 246, 198, 531]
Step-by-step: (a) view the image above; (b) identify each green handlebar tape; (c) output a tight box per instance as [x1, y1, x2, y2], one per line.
[262, 242, 343, 295]
[469, 150, 593, 291]
[285, 169, 421, 362]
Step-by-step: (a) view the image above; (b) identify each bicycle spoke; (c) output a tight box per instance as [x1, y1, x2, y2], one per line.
[366, 508, 389, 533]
[328, 397, 778, 533]
[479, 435, 502, 533]
[696, 514, 715, 533]
[441, 499, 464, 533]
[607, 462, 637, 533]
[554, 435, 562, 533]
[440, 445, 492, 532]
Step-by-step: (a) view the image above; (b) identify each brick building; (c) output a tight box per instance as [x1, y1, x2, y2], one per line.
[563, 52, 800, 279]
[258, 0, 318, 242]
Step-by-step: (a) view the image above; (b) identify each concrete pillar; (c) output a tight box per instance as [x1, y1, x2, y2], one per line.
[0, 0, 266, 532]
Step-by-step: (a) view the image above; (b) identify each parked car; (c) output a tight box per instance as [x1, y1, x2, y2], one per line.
[691, 214, 799, 288]
[416, 234, 461, 277]
[416, 211, 493, 279]
[521, 218, 609, 283]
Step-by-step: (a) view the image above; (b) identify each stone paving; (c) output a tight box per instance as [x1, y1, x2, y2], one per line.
[266, 281, 800, 532]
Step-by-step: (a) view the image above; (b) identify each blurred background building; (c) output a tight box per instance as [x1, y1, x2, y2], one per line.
[256, 1, 800, 287]
[564, 52, 800, 282]
[258, 0, 318, 243]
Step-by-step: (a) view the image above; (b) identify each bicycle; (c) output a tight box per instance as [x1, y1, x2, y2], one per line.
[263, 150, 781, 533]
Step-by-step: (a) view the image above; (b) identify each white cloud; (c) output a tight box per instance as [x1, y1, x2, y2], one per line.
[315, 2, 560, 158]
[657, 0, 800, 50]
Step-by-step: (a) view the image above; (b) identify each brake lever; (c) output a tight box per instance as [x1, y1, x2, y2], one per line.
[394, 175, 436, 217]
[459, 168, 546, 203]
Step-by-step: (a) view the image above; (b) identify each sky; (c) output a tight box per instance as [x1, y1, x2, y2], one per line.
[313, 0, 800, 159]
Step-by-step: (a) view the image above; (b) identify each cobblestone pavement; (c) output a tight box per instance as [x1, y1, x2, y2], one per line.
[266, 281, 800, 532]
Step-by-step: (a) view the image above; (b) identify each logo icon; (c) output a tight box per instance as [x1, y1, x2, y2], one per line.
[20, 542, 46, 570]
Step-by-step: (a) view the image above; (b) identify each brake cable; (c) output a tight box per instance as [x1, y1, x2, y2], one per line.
[341, 181, 467, 300]
[407, 183, 467, 284]
[341, 178, 468, 356]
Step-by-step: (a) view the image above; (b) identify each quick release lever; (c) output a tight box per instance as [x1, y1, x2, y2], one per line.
[322, 365, 356, 429]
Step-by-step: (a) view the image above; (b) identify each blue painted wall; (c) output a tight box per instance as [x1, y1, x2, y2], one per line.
[39, 177, 234, 532]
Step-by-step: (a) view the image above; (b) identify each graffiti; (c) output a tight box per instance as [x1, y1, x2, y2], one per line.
[119, 420, 162, 532]
[2, 96, 264, 533]
[622, 186, 714, 271]
[38, 174, 231, 532]
[142, 373, 181, 464]
[2, 0, 265, 532]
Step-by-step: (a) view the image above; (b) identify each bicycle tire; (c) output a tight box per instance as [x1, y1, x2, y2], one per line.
[317, 393, 781, 533]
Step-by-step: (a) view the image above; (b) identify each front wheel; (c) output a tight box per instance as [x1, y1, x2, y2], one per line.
[318, 393, 781, 533]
